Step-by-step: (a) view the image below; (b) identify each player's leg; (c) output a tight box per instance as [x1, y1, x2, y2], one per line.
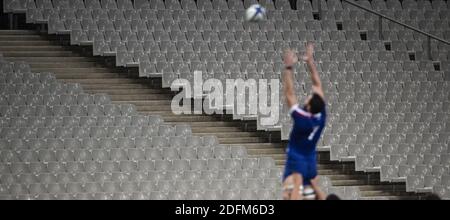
[310, 176, 326, 200]
[282, 175, 293, 200]
[290, 173, 304, 200]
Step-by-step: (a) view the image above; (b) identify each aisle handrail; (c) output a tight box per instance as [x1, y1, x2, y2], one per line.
[322, 0, 450, 60]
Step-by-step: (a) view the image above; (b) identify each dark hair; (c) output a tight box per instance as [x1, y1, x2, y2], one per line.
[308, 93, 325, 114]
[424, 194, 441, 200]
[326, 194, 341, 200]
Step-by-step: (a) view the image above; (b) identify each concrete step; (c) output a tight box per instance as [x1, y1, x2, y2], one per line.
[317, 163, 356, 170]
[164, 116, 224, 123]
[109, 94, 173, 101]
[360, 190, 419, 197]
[360, 191, 395, 197]
[140, 111, 186, 117]
[246, 148, 285, 155]
[331, 179, 369, 186]
[192, 126, 243, 133]
[135, 106, 172, 111]
[112, 103, 171, 111]
[2, 51, 76, 57]
[318, 169, 352, 175]
[85, 89, 173, 95]
[113, 100, 172, 106]
[318, 169, 370, 176]
[31, 67, 125, 74]
[359, 196, 420, 200]
[0, 41, 69, 46]
[194, 132, 261, 138]
[61, 78, 151, 84]
[358, 185, 406, 192]
[29, 62, 102, 68]
[183, 121, 251, 128]
[51, 72, 127, 79]
[0, 45, 68, 51]
[218, 137, 267, 144]
[327, 174, 371, 181]
[133, 106, 172, 112]
[233, 143, 284, 149]
[324, 174, 366, 181]
[80, 84, 155, 90]
[0, 35, 45, 40]
[0, 30, 39, 35]
[7, 57, 100, 62]
[275, 160, 285, 166]
[249, 153, 285, 160]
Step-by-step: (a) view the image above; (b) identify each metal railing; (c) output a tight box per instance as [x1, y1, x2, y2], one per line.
[317, 0, 450, 61]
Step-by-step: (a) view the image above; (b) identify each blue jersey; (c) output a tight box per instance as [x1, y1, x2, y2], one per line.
[283, 104, 327, 184]
[288, 104, 327, 157]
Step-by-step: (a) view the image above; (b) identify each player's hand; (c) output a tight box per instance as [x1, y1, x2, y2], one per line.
[283, 49, 298, 67]
[302, 42, 315, 62]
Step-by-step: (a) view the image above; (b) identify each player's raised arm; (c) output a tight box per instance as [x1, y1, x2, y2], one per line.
[302, 43, 324, 99]
[283, 50, 299, 109]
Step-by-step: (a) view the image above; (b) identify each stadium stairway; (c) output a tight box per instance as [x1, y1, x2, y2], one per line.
[0, 29, 431, 200]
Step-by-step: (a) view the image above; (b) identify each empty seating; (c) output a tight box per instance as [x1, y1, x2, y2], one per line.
[0, 48, 284, 199]
[3, 0, 450, 200]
